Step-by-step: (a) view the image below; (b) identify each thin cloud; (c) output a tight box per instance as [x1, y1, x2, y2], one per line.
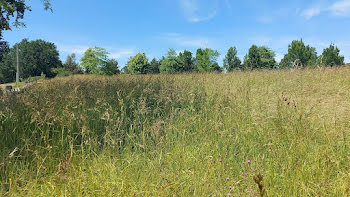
[179, 0, 218, 22]
[301, 0, 350, 19]
[57, 44, 89, 55]
[159, 33, 210, 48]
[301, 6, 322, 20]
[109, 48, 135, 59]
[328, 0, 350, 16]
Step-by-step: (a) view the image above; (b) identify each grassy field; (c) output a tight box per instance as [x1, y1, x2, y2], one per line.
[0, 67, 349, 196]
[0, 82, 26, 90]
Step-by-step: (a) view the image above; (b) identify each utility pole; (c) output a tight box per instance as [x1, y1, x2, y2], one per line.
[16, 45, 19, 83]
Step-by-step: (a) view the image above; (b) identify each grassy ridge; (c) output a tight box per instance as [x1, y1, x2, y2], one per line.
[1, 68, 350, 196]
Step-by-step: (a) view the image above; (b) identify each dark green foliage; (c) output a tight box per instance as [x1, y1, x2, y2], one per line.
[145, 58, 160, 74]
[63, 53, 83, 74]
[178, 50, 194, 72]
[244, 45, 261, 70]
[51, 68, 72, 77]
[101, 59, 120, 75]
[0, 39, 61, 83]
[280, 39, 317, 68]
[243, 45, 276, 70]
[319, 44, 344, 66]
[223, 46, 241, 71]
[258, 46, 277, 69]
[195, 48, 221, 72]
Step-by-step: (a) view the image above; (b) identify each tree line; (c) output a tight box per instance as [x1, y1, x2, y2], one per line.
[0, 38, 346, 83]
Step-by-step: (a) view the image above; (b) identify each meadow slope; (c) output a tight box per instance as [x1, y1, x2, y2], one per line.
[1, 67, 350, 196]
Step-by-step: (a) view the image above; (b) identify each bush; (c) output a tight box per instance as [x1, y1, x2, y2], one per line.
[52, 67, 73, 77]
[27, 72, 46, 82]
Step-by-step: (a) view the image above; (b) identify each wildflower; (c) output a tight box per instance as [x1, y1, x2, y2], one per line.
[226, 177, 230, 181]
[229, 186, 232, 190]
[228, 193, 231, 196]
[201, 182, 204, 185]
[247, 160, 251, 164]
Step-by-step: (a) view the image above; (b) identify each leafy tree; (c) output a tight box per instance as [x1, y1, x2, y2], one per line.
[243, 45, 261, 70]
[63, 53, 83, 74]
[146, 58, 160, 74]
[280, 39, 317, 68]
[258, 46, 277, 69]
[80, 47, 109, 74]
[0, 0, 51, 40]
[319, 44, 344, 66]
[223, 46, 241, 71]
[195, 48, 221, 72]
[101, 59, 120, 75]
[0, 39, 61, 83]
[125, 52, 149, 74]
[160, 49, 182, 74]
[243, 45, 276, 69]
[178, 50, 194, 72]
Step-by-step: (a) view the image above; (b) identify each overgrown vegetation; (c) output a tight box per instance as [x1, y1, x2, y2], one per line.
[1, 67, 349, 196]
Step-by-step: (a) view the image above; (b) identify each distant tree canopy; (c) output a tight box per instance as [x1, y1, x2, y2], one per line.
[1, 37, 348, 83]
[280, 39, 317, 68]
[243, 45, 276, 70]
[0, 39, 61, 83]
[80, 47, 120, 75]
[223, 46, 241, 72]
[319, 44, 344, 66]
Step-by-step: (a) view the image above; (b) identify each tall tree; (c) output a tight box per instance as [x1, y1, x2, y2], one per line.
[244, 45, 261, 70]
[0, 39, 61, 83]
[195, 48, 221, 72]
[145, 58, 160, 74]
[125, 52, 149, 74]
[178, 50, 194, 72]
[319, 44, 344, 66]
[101, 59, 120, 75]
[63, 53, 83, 74]
[280, 39, 317, 68]
[223, 46, 241, 72]
[258, 46, 277, 69]
[80, 47, 109, 74]
[159, 49, 182, 74]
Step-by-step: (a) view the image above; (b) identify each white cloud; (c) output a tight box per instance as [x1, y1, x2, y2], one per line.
[57, 43, 135, 60]
[159, 33, 210, 48]
[179, 0, 218, 22]
[57, 44, 89, 55]
[301, 6, 322, 20]
[109, 48, 135, 59]
[275, 53, 284, 63]
[328, 0, 350, 16]
[301, 0, 350, 19]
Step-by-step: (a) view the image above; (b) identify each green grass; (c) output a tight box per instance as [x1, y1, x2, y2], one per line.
[1, 67, 350, 196]
[0, 82, 26, 89]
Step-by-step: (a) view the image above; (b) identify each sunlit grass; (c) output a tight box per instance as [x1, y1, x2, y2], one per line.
[1, 67, 350, 196]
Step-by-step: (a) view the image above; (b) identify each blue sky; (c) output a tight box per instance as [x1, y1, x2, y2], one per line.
[3, 0, 350, 67]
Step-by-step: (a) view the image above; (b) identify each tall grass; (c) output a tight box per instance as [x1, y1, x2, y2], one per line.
[1, 67, 349, 196]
